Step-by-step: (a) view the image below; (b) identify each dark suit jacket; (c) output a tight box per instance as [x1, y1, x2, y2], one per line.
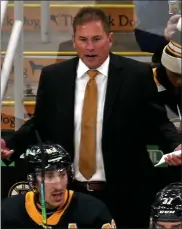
[5, 54, 181, 223]
[6, 52, 180, 174]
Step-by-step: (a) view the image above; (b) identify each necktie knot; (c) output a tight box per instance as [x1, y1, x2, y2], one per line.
[87, 70, 99, 80]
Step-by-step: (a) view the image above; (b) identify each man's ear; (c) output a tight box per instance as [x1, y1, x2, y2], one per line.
[72, 35, 76, 49]
[108, 32, 113, 48]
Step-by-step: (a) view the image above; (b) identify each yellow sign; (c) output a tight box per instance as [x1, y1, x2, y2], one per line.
[1, 104, 34, 130]
[2, 5, 136, 32]
[1, 55, 66, 131]
[1, 56, 65, 83]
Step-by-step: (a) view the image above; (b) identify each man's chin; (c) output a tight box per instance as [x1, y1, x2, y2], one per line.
[47, 200, 64, 209]
[82, 58, 102, 69]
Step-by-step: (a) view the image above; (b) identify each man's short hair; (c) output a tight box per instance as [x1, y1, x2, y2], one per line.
[73, 7, 110, 34]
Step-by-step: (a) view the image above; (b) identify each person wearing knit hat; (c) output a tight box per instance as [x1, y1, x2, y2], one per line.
[151, 17, 182, 165]
[161, 17, 182, 87]
[151, 17, 182, 135]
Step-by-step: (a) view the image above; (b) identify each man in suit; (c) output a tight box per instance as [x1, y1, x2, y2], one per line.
[1, 7, 182, 228]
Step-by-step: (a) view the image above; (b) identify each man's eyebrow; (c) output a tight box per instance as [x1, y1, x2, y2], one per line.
[78, 36, 87, 39]
[78, 35, 102, 38]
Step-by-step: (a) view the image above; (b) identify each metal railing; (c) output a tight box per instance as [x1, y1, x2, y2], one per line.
[1, 1, 23, 132]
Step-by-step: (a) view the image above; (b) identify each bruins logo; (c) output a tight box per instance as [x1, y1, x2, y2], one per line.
[8, 181, 30, 197]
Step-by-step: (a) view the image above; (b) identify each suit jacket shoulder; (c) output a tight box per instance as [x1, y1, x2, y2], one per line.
[42, 56, 79, 75]
[110, 54, 153, 88]
[111, 53, 152, 72]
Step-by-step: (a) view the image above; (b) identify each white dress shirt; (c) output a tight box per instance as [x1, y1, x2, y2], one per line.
[74, 56, 110, 182]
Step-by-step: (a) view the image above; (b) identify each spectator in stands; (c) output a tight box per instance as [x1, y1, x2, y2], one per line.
[1, 7, 182, 228]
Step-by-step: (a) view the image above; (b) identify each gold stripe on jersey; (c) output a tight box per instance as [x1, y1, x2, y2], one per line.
[25, 190, 74, 226]
[152, 68, 160, 86]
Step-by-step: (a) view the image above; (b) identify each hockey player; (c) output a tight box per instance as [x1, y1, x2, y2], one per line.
[1, 143, 116, 229]
[150, 182, 182, 229]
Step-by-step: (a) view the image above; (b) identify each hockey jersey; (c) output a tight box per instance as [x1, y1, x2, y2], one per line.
[2, 190, 116, 229]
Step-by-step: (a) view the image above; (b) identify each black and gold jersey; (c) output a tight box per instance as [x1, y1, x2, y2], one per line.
[2, 190, 116, 229]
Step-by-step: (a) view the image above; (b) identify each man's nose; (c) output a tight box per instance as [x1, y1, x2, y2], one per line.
[51, 176, 64, 187]
[53, 180, 65, 190]
[86, 41, 95, 51]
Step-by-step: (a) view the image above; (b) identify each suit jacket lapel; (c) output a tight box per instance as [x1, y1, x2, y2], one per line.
[55, 56, 79, 159]
[60, 53, 124, 128]
[103, 53, 125, 125]
[59, 56, 78, 116]
[55, 54, 124, 157]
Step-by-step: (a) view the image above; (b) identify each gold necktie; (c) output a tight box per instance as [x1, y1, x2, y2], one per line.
[79, 70, 99, 179]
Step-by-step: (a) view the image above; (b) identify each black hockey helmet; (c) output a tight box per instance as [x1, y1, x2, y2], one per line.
[151, 182, 182, 224]
[25, 143, 73, 188]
